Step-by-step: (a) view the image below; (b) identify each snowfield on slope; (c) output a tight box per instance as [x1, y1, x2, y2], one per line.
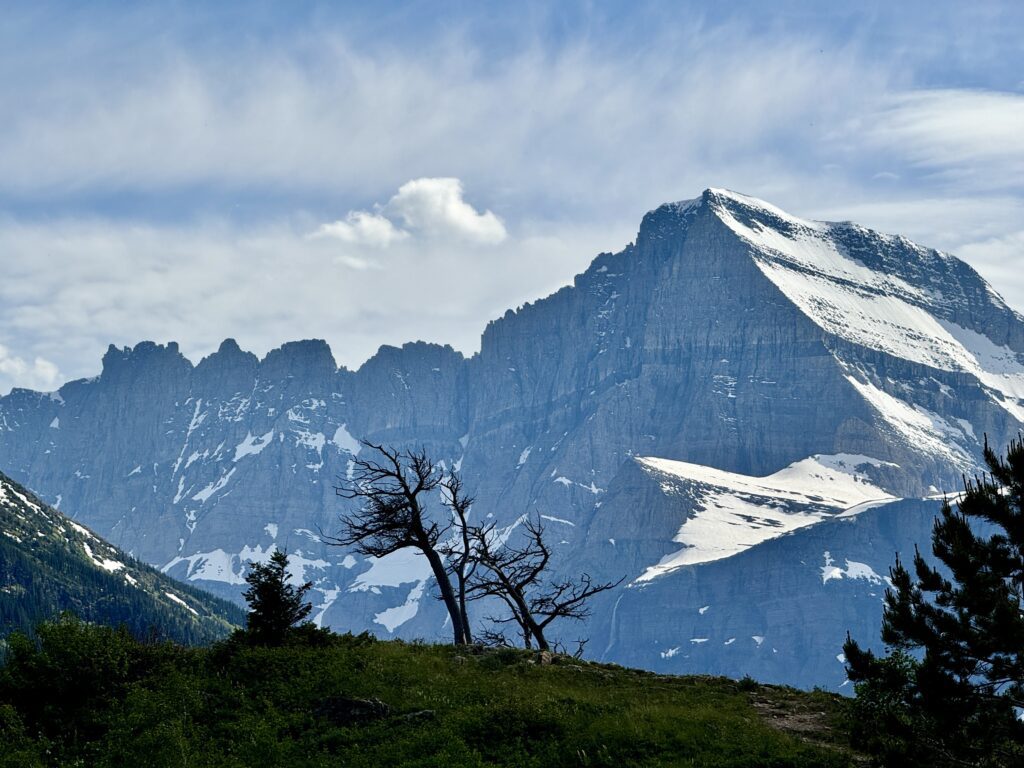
[709, 189, 1024, 421]
[635, 453, 896, 581]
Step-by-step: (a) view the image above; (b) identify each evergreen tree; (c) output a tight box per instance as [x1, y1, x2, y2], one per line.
[844, 438, 1024, 767]
[242, 549, 313, 645]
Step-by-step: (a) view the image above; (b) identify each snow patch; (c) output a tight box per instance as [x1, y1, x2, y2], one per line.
[163, 549, 244, 585]
[81, 541, 124, 572]
[715, 195, 1024, 423]
[192, 468, 236, 503]
[165, 592, 198, 616]
[234, 430, 274, 461]
[540, 514, 575, 527]
[350, 548, 433, 592]
[636, 454, 895, 580]
[295, 430, 326, 452]
[331, 424, 361, 455]
[67, 520, 96, 539]
[374, 580, 427, 632]
[517, 446, 532, 467]
[312, 586, 341, 627]
[164, 545, 331, 586]
[821, 551, 884, 585]
[844, 375, 975, 469]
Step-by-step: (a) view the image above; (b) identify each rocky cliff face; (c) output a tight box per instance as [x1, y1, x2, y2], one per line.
[2, 188, 1021, 687]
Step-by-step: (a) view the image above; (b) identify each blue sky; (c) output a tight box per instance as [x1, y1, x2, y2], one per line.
[1, 1, 1022, 392]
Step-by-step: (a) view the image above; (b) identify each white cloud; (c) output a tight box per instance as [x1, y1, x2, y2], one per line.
[958, 231, 1024, 314]
[384, 178, 506, 244]
[0, 344, 61, 393]
[863, 90, 1024, 191]
[313, 178, 506, 249]
[0, 21, 1022, 393]
[0, 214, 622, 394]
[3, 183, 1021, 397]
[0, 26, 889, 218]
[312, 210, 408, 248]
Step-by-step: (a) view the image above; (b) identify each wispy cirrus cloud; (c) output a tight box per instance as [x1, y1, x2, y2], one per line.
[862, 89, 1024, 192]
[0, 24, 887, 216]
[0, 3, 1022, 393]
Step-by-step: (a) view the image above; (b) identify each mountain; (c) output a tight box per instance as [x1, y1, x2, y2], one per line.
[1, 188, 1021, 687]
[0, 471, 244, 643]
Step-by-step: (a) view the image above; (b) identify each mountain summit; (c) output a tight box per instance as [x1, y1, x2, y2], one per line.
[2, 189, 1020, 687]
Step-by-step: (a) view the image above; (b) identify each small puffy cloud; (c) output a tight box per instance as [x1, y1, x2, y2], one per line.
[385, 178, 507, 244]
[315, 178, 507, 250]
[0, 344, 61, 392]
[312, 210, 408, 248]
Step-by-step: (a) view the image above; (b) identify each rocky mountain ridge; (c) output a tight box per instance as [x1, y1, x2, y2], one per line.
[1, 187, 1020, 687]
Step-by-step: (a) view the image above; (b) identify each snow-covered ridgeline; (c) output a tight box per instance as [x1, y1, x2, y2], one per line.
[709, 189, 1024, 421]
[635, 453, 896, 581]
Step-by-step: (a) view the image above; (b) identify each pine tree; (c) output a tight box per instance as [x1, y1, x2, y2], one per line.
[242, 549, 313, 646]
[844, 438, 1024, 767]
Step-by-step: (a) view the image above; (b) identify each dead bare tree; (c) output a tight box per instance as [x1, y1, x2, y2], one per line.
[436, 473, 475, 644]
[326, 442, 469, 645]
[467, 516, 622, 652]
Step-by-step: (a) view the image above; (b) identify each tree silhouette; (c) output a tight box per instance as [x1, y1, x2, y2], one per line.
[467, 515, 622, 651]
[329, 443, 469, 644]
[436, 472, 475, 644]
[242, 549, 313, 646]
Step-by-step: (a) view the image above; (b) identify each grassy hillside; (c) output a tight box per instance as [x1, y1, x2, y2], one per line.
[0, 471, 244, 644]
[0, 618, 863, 767]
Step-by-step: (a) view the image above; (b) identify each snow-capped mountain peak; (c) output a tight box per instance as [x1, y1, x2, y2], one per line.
[2, 188, 1022, 688]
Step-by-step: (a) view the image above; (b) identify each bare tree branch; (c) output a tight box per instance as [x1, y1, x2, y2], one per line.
[436, 472, 475, 644]
[324, 441, 468, 645]
[466, 513, 623, 652]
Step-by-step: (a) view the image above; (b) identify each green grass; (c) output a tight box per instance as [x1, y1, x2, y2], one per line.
[0, 619, 861, 767]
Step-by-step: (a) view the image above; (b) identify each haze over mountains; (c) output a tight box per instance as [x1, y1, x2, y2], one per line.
[2, 188, 1021, 687]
